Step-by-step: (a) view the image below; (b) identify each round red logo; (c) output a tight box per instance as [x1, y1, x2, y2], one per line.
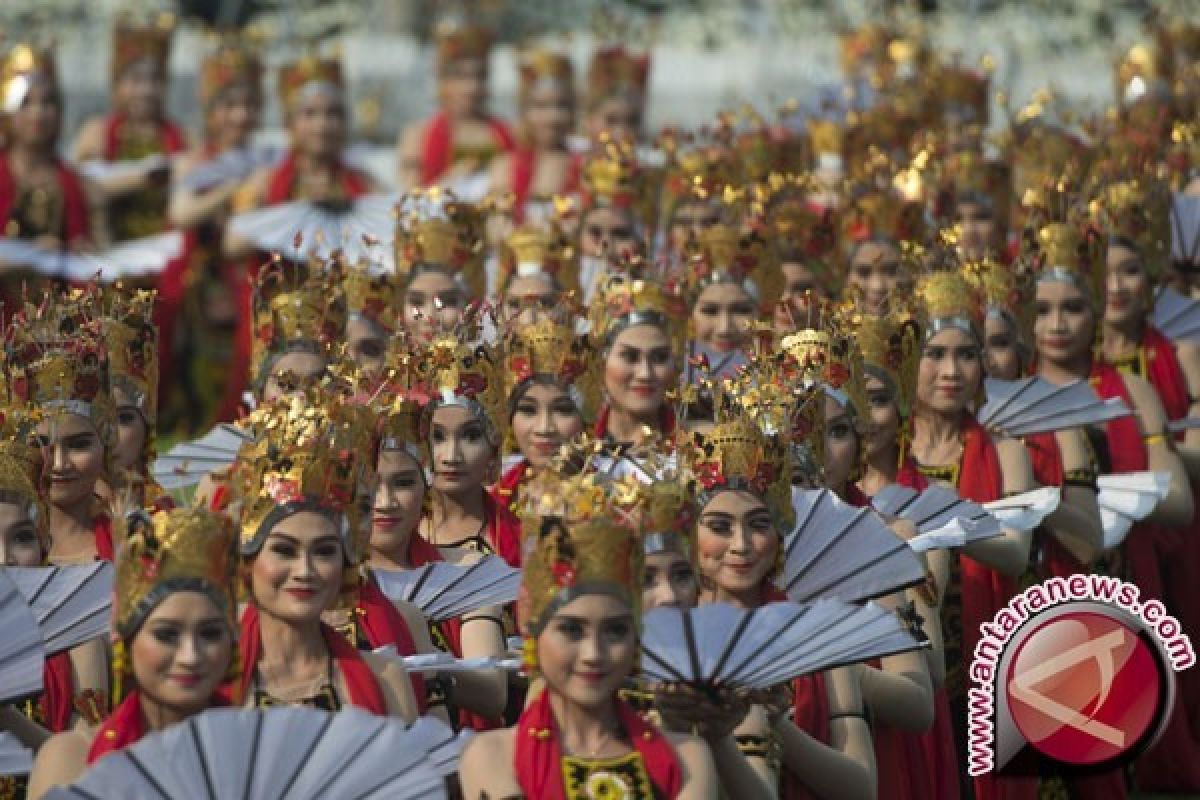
[1005, 611, 1163, 766]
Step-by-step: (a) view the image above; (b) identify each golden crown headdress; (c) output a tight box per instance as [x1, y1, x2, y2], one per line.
[277, 52, 342, 112]
[580, 135, 643, 214]
[394, 188, 486, 299]
[840, 186, 927, 255]
[684, 391, 794, 528]
[343, 263, 400, 335]
[934, 60, 991, 125]
[588, 257, 688, 353]
[0, 396, 44, 495]
[1021, 220, 1106, 310]
[250, 255, 347, 390]
[115, 507, 238, 638]
[112, 13, 174, 83]
[807, 118, 844, 164]
[1115, 42, 1170, 108]
[1088, 178, 1172, 279]
[681, 221, 782, 310]
[839, 303, 921, 417]
[760, 178, 839, 291]
[360, 332, 426, 463]
[496, 224, 578, 298]
[659, 141, 735, 229]
[234, 391, 373, 559]
[2, 42, 57, 114]
[435, 22, 492, 73]
[937, 151, 1012, 232]
[518, 48, 573, 101]
[585, 45, 650, 109]
[102, 286, 158, 427]
[4, 291, 115, 454]
[964, 255, 1032, 333]
[780, 320, 867, 423]
[406, 312, 505, 446]
[199, 34, 262, 108]
[517, 467, 644, 636]
[913, 268, 984, 344]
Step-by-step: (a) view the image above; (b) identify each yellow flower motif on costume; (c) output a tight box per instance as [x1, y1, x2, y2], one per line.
[585, 770, 632, 800]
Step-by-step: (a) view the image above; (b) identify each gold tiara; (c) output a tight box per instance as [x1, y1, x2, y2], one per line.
[1087, 178, 1171, 278]
[518, 468, 643, 635]
[394, 188, 486, 299]
[102, 286, 158, 427]
[343, 263, 400, 334]
[199, 35, 262, 107]
[115, 507, 238, 637]
[251, 255, 347, 388]
[518, 49, 573, 98]
[112, 13, 174, 83]
[588, 259, 688, 353]
[681, 222, 784, 311]
[496, 224, 577, 298]
[277, 53, 342, 111]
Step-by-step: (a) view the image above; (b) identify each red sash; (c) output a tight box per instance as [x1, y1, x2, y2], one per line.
[233, 605, 388, 715]
[419, 111, 515, 186]
[356, 578, 426, 713]
[39, 651, 75, 733]
[514, 689, 683, 800]
[101, 114, 186, 160]
[491, 460, 530, 514]
[1140, 326, 1190, 422]
[94, 514, 114, 562]
[485, 491, 522, 568]
[85, 692, 146, 764]
[0, 152, 90, 245]
[840, 483, 870, 508]
[894, 456, 929, 491]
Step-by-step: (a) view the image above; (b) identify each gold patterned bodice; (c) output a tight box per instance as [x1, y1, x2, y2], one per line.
[7, 181, 64, 239]
[561, 751, 658, 800]
[110, 131, 168, 241]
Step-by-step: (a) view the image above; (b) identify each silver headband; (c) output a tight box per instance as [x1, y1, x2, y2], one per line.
[643, 531, 687, 556]
[924, 316, 979, 344]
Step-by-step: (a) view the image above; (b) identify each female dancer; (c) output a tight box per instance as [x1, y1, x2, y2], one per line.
[686, 399, 877, 800]
[26, 507, 238, 797]
[164, 38, 262, 428]
[581, 46, 650, 143]
[6, 301, 117, 563]
[72, 16, 185, 244]
[0, 449, 107, 772]
[488, 50, 579, 224]
[397, 23, 514, 191]
[229, 394, 417, 718]
[366, 386, 508, 725]
[0, 42, 93, 294]
[459, 469, 718, 798]
[839, 187, 925, 314]
[575, 139, 649, 304]
[589, 267, 686, 445]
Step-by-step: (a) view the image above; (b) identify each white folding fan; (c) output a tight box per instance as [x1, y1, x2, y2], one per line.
[46, 706, 460, 800]
[0, 230, 184, 282]
[0, 570, 45, 704]
[178, 146, 284, 192]
[7, 563, 113, 654]
[1168, 417, 1200, 434]
[1097, 472, 1171, 549]
[0, 732, 33, 777]
[639, 600, 921, 690]
[372, 556, 521, 623]
[978, 377, 1131, 437]
[869, 484, 1002, 553]
[151, 423, 254, 490]
[374, 647, 522, 673]
[1170, 194, 1200, 276]
[778, 488, 927, 603]
[78, 154, 170, 184]
[1150, 286, 1200, 343]
[227, 193, 398, 268]
[980, 487, 1061, 533]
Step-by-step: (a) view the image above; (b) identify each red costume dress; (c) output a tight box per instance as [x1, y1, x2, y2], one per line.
[509, 149, 582, 224]
[419, 111, 514, 187]
[514, 689, 683, 800]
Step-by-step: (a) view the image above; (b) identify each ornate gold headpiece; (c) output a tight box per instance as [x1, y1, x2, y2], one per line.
[964, 256, 1033, 338]
[841, 304, 921, 417]
[0, 449, 47, 551]
[407, 315, 504, 446]
[251, 256, 347, 391]
[394, 188, 486, 299]
[112, 13, 174, 83]
[343, 263, 400, 335]
[760, 179, 839, 293]
[659, 142, 734, 230]
[102, 286, 158, 426]
[518, 468, 643, 636]
[1088, 178, 1172, 279]
[685, 400, 793, 527]
[496, 224, 577, 298]
[518, 49, 573, 102]
[913, 269, 983, 344]
[937, 151, 1012, 234]
[435, 22, 492, 73]
[681, 222, 783, 311]
[115, 508, 238, 637]
[840, 186, 927, 254]
[4, 292, 115, 455]
[2, 43, 57, 114]
[585, 46, 649, 109]
[580, 136, 643, 213]
[588, 259, 688, 353]
[1022, 220, 1105, 310]
[277, 53, 342, 112]
[234, 391, 372, 559]
[200, 35, 262, 108]
[934, 61, 990, 125]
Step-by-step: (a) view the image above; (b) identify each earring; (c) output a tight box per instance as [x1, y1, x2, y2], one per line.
[111, 639, 130, 705]
[521, 636, 539, 677]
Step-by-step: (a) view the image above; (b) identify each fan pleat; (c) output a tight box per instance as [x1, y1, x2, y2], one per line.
[0, 572, 46, 703]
